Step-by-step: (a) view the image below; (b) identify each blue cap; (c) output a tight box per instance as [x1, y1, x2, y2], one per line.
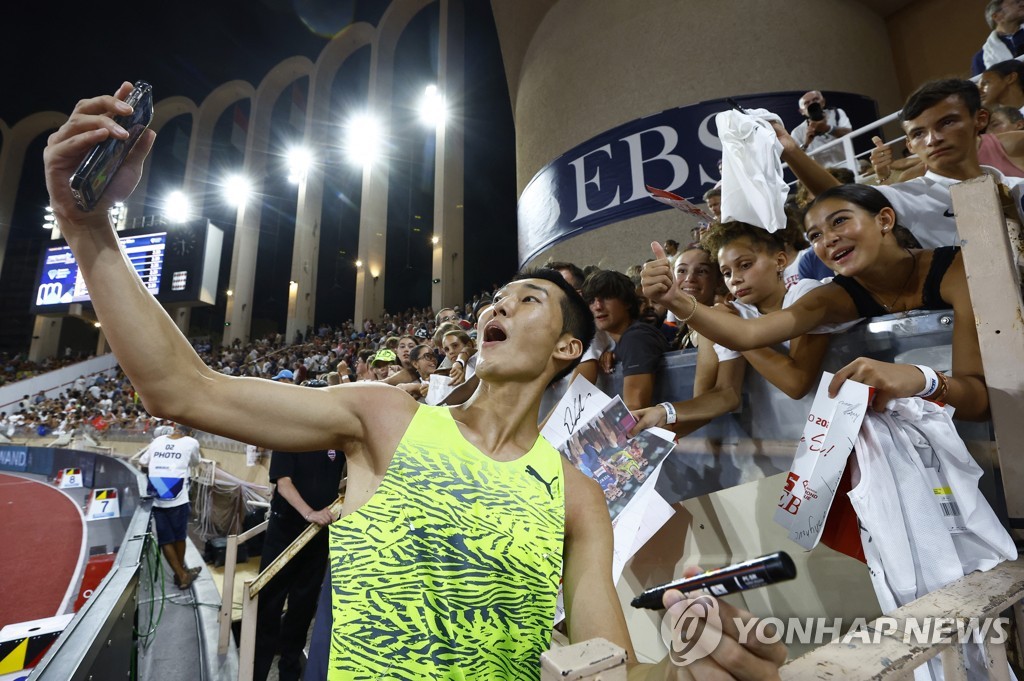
[272, 369, 294, 381]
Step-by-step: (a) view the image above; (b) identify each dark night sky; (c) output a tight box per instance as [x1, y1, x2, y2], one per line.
[0, 0, 517, 352]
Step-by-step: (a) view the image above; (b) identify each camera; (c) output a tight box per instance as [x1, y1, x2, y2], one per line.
[69, 81, 155, 212]
[806, 101, 825, 122]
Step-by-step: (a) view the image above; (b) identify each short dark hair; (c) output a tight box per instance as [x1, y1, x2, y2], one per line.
[410, 344, 434, 362]
[703, 185, 722, 201]
[545, 261, 586, 289]
[581, 269, 640, 320]
[984, 60, 1024, 92]
[900, 79, 981, 122]
[512, 268, 596, 383]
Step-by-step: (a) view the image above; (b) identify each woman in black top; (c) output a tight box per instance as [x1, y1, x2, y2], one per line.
[641, 184, 989, 420]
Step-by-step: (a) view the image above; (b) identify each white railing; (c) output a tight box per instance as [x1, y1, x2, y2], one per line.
[216, 494, 345, 681]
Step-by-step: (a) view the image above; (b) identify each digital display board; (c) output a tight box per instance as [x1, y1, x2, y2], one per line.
[34, 233, 166, 308]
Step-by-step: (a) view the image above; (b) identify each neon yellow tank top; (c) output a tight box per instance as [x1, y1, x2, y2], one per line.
[327, 405, 565, 680]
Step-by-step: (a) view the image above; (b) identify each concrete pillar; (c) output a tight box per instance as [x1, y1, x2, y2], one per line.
[222, 59, 313, 346]
[223, 197, 260, 345]
[28, 222, 67, 361]
[28, 316, 63, 363]
[285, 164, 321, 343]
[353, 44, 396, 326]
[96, 328, 108, 356]
[0, 113, 65, 279]
[431, 0, 465, 312]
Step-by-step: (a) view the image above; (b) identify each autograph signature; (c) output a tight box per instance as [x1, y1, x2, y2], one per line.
[563, 391, 592, 433]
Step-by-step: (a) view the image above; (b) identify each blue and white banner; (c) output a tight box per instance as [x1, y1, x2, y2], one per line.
[517, 91, 878, 266]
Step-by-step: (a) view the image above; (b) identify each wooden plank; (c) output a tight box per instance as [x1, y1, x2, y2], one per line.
[237, 580, 258, 681]
[248, 494, 344, 599]
[985, 639, 1012, 681]
[780, 627, 935, 681]
[781, 560, 1024, 680]
[882, 560, 1024, 628]
[217, 535, 239, 656]
[949, 176, 1024, 529]
[940, 646, 967, 681]
[237, 519, 268, 544]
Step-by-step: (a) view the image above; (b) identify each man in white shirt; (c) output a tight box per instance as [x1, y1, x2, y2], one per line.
[140, 423, 202, 589]
[779, 79, 1024, 249]
[789, 91, 853, 169]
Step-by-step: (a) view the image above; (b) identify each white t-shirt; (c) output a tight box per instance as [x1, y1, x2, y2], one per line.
[782, 255, 803, 290]
[790, 107, 852, 169]
[581, 329, 614, 363]
[140, 434, 201, 508]
[876, 166, 1024, 249]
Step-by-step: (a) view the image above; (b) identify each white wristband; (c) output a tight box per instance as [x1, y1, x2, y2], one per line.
[659, 402, 677, 425]
[914, 365, 939, 397]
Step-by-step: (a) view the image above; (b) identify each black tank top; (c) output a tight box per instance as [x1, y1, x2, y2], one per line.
[832, 246, 959, 318]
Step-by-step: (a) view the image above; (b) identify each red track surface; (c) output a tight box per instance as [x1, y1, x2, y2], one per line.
[0, 473, 84, 629]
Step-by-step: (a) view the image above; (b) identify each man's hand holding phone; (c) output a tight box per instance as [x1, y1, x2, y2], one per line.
[44, 82, 156, 233]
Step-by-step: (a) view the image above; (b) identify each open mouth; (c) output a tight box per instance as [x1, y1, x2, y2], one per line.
[483, 322, 507, 343]
[831, 247, 854, 263]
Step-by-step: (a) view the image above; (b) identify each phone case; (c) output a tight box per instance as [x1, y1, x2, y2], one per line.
[69, 81, 154, 212]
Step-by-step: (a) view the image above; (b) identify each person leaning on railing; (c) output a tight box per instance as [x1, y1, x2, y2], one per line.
[642, 183, 991, 421]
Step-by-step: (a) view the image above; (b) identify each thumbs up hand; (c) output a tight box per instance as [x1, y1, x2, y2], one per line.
[641, 242, 683, 311]
[870, 136, 893, 182]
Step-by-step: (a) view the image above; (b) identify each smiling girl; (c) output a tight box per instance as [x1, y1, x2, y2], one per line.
[641, 183, 988, 420]
[631, 218, 838, 436]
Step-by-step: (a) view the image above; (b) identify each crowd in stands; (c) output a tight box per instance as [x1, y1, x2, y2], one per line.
[6, 9, 1024, 452]
[0, 351, 92, 387]
[5, 15, 1024, 678]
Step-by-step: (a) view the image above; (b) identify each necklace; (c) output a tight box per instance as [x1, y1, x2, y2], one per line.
[879, 248, 917, 312]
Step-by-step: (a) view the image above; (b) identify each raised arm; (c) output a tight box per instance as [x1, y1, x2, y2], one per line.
[43, 83, 416, 452]
[642, 243, 850, 351]
[770, 121, 841, 197]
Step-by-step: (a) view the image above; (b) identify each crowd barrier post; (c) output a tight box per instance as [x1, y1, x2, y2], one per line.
[230, 494, 343, 679]
[217, 519, 268, 656]
[949, 175, 1024, 540]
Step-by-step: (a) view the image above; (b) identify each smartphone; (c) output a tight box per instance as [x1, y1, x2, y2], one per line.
[69, 81, 154, 212]
[630, 552, 796, 610]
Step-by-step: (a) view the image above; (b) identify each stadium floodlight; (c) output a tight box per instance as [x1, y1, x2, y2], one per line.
[343, 114, 383, 167]
[287, 146, 313, 184]
[419, 85, 446, 129]
[431, 235, 440, 245]
[43, 206, 55, 229]
[164, 191, 191, 223]
[355, 259, 363, 268]
[223, 174, 253, 207]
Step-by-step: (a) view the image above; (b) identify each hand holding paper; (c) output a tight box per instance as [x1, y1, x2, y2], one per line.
[829, 357, 925, 411]
[629, 405, 668, 437]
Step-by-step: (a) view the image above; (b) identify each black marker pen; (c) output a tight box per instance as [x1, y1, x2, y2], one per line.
[630, 552, 796, 610]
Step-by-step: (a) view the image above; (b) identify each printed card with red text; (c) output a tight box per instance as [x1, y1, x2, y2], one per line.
[773, 373, 871, 550]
